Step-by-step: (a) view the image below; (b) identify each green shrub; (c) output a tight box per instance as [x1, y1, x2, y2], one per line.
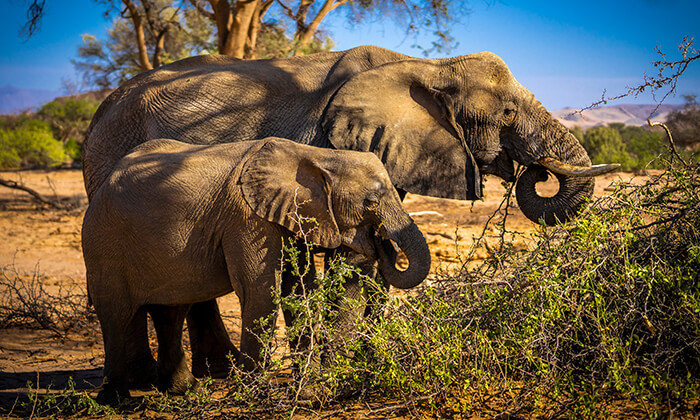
[583, 126, 635, 170]
[0, 97, 98, 169]
[37, 97, 99, 144]
[63, 137, 82, 163]
[0, 121, 69, 169]
[198, 153, 698, 418]
[578, 123, 693, 171]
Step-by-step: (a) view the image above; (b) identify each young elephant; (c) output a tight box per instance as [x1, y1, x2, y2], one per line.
[82, 137, 430, 404]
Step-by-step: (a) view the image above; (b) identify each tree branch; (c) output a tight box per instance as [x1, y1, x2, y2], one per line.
[188, 0, 215, 20]
[580, 37, 699, 115]
[122, 0, 153, 70]
[20, 0, 45, 38]
[294, 0, 346, 53]
[0, 178, 64, 209]
[647, 119, 689, 168]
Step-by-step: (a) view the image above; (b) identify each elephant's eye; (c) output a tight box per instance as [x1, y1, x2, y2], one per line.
[503, 107, 517, 124]
[364, 196, 380, 210]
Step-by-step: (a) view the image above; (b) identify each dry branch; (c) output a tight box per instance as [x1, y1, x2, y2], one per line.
[0, 177, 64, 208]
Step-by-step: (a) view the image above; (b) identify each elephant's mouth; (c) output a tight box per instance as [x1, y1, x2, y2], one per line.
[480, 149, 516, 182]
[375, 236, 401, 266]
[374, 229, 402, 267]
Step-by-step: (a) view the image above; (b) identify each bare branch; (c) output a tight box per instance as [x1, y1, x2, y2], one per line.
[580, 37, 699, 116]
[20, 0, 45, 39]
[0, 178, 64, 209]
[647, 119, 689, 168]
[188, 0, 215, 20]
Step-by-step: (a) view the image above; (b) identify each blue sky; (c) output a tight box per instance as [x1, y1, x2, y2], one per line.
[1, 0, 698, 109]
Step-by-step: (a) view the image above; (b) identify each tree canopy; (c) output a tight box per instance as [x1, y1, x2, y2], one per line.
[24, 0, 467, 89]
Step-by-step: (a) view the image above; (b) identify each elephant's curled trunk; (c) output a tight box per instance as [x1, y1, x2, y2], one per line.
[512, 99, 600, 226]
[376, 222, 431, 289]
[516, 166, 595, 225]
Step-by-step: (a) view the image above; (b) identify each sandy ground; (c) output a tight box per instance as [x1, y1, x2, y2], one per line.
[0, 168, 650, 413]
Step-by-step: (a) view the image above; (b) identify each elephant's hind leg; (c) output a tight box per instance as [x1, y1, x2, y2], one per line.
[149, 304, 197, 394]
[188, 299, 241, 378]
[125, 307, 157, 389]
[95, 306, 138, 406]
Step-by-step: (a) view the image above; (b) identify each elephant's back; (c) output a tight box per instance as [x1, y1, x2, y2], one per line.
[82, 46, 413, 200]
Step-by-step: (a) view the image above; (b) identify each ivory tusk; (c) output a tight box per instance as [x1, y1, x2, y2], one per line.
[537, 157, 620, 177]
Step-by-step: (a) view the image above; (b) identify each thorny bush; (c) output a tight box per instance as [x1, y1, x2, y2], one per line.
[202, 136, 700, 418]
[20, 135, 700, 418]
[0, 265, 94, 335]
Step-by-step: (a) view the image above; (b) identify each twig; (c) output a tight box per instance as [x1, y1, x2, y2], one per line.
[647, 119, 689, 168]
[578, 37, 698, 116]
[29, 371, 39, 419]
[0, 178, 64, 208]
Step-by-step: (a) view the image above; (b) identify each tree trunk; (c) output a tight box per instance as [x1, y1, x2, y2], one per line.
[294, 0, 345, 54]
[229, 0, 258, 58]
[122, 0, 153, 71]
[153, 31, 166, 68]
[208, 0, 233, 55]
[244, 0, 273, 59]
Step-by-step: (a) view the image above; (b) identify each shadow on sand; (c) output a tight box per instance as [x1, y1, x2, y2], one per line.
[0, 368, 102, 414]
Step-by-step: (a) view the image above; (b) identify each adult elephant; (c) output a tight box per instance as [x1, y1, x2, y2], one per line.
[83, 45, 617, 381]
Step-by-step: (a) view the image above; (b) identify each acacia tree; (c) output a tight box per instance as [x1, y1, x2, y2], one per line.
[186, 0, 464, 59]
[24, 0, 465, 60]
[73, 4, 213, 88]
[95, 0, 190, 71]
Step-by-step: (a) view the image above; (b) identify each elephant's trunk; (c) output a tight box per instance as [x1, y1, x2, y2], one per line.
[376, 222, 431, 289]
[516, 162, 595, 225]
[512, 97, 599, 225]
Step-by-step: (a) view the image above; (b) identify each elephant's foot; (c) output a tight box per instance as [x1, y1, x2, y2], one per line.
[187, 299, 240, 378]
[127, 353, 158, 389]
[157, 357, 198, 394]
[96, 381, 130, 407]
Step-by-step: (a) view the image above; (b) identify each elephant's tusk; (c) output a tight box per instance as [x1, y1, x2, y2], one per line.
[537, 157, 620, 177]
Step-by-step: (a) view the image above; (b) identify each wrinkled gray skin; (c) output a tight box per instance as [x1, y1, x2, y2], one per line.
[83, 45, 597, 380]
[83, 138, 430, 405]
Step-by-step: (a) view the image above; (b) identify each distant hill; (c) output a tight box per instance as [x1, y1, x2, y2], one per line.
[53, 89, 113, 104]
[552, 104, 684, 129]
[0, 85, 62, 114]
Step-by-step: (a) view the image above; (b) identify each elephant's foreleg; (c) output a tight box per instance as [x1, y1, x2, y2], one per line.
[239, 287, 278, 371]
[325, 248, 387, 342]
[149, 304, 197, 394]
[281, 241, 317, 353]
[188, 299, 241, 378]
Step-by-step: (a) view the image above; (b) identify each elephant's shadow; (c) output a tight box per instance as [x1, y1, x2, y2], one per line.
[0, 368, 102, 413]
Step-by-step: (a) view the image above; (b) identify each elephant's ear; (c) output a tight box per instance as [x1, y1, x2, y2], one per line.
[322, 60, 481, 200]
[241, 139, 342, 249]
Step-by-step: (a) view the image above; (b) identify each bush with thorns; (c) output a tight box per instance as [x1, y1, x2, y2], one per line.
[0, 265, 94, 335]
[196, 127, 699, 418]
[20, 127, 699, 418]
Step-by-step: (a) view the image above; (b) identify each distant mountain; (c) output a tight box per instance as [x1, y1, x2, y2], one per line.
[552, 104, 684, 129]
[0, 85, 62, 115]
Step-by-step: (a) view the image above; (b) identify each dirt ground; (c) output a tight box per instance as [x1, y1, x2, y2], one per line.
[0, 168, 651, 414]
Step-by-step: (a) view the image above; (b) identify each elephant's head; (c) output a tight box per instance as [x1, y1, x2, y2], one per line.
[323, 51, 618, 225]
[241, 138, 431, 289]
